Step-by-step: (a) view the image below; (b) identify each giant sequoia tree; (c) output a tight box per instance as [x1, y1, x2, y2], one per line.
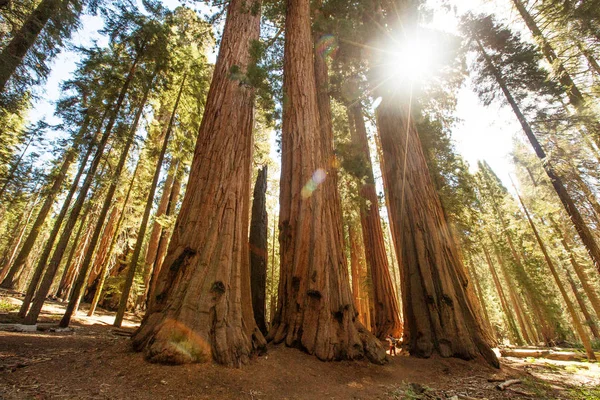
[376, 96, 498, 367]
[267, 0, 385, 364]
[132, 0, 266, 366]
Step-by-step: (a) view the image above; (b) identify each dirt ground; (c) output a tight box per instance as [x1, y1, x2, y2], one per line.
[1, 293, 599, 399]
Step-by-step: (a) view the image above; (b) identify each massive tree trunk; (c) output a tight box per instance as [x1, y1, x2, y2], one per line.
[1, 118, 90, 289]
[267, 0, 385, 364]
[348, 102, 402, 339]
[250, 166, 268, 336]
[376, 98, 498, 367]
[131, 0, 266, 366]
[23, 56, 139, 325]
[515, 189, 596, 361]
[0, 0, 62, 95]
[478, 41, 600, 275]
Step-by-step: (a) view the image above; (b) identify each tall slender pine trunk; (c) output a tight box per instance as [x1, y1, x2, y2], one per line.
[478, 41, 600, 275]
[1, 117, 90, 289]
[23, 55, 139, 325]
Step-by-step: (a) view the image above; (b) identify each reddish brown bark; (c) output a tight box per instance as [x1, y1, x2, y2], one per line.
[267, 0, 385, 364]
[348, 102, 402, 339]
[348, 222, 370, 329]
[376, 99, 498, 367]
[132, 0, 266, 366]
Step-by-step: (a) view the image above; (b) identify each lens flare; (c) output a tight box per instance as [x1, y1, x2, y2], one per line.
[316, 34, 338, 60]
[301, 168, 327, 199]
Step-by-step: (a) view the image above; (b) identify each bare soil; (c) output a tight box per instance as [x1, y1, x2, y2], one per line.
[1, 293, 598, 399]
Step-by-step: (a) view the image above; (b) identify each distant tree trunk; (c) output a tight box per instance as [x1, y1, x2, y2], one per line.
[564, 266, 600, 339]
[17, 118, 99, 318]
[114, 73, 184, 328]
[132, 0, 267, 367]
[83, 204, 120, 303]
[142, 161, 177, 292]
[551, 218, 600, 319]
[0, 195, 38, 280]
[464, 256, 493, 338]
[348, 222, 370, 328]
[376, 98, 498, 367]
[268, 216, 277, 323]
[0, 134, 35, 200]
[60, 218, 94, 301]
[491, 242, 531, 345]
[1, 118, 90, 289]
[348, 102, 403, 339]
[55, 208, 90, 300]
[515, 190, 596, 361]
[0, 0, 63, 94]
[23, 55, 139, 325]
[60, 73, 155, 327]
[478, 41, 600, 275]
[146, 171, 181, 301]
[88, 159, 141, 317]
[250, 166, 268, 336]
[268, 0, 385, 364]
[483, 247, 522, 344]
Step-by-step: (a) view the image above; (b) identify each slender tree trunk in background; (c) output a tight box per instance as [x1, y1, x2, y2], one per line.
[1, 118, 90, 289]
[88, 159, 142, 317]
[23, 56, 138, 325]
[146, 171, 181, 301]
[143, 161, 177, 291]
[0, 195, 38, 280]
[349, 222, 369, 328]
[465, 256, 493, 338]
[348, 102, 402, 339]
[0, 0, 62, 95]
[483, 247, 521, 345]
[576, 41, 600, 78]
[84, 205, 120, 303]
[17, 120, 99, 318]
[514, 189, 596, 361]
[491, 242, 531, 345]
[267, 0, 385, 364]
[132, 0, 266, 366]
[479, 42, 600, 275]
[564, 266, 600, 339]
[55, 209, 90, 299]
[61, 219, 94, 301]
[551, 219, 600, 319]
[60, 76, 155, 328]
[0, 134, 35, 200]
[269, 216, 277, 323]
[376, 97, 498, 367]
[114, 74, 184, 328]
[250, 166, 268, 336]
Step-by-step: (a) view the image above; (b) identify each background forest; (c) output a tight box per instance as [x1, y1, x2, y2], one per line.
[1, 0, 600, 380]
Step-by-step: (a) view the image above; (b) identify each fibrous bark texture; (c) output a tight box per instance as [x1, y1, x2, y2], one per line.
[132, 0, 266, 367]
[267, 0, 386, 364]
[376, 98, 498, 367]
[349, 102, 402, 339]
[250, 166, 268, 335]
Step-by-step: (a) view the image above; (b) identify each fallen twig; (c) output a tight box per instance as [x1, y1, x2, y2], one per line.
[496, 379, 522, 390]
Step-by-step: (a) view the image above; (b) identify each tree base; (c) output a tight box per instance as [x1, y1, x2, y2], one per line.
[132, 315, 267, 367]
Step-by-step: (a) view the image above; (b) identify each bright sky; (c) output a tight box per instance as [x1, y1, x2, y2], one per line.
[26, 0, 527, 190]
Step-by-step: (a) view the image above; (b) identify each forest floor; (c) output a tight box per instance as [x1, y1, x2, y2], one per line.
[1, 292, 599, 399]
